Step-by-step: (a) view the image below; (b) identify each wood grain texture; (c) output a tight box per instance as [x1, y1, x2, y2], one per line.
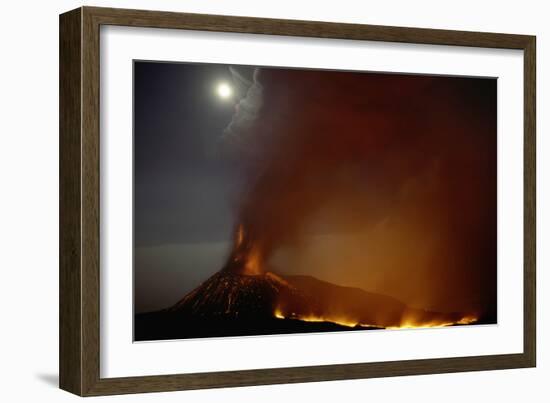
[59, 6, 537, 396]
[80, 6, 102, 396]
[59, 7, 82, 396]
[86, 6, 532, 49]
[523, 38, 536, 367]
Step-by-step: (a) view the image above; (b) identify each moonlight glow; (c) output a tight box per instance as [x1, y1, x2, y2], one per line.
[216, 82, 233, 99]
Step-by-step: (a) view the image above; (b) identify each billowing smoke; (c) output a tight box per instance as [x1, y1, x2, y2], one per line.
[219, 66, 496, 320]
[220, 67, 264, 160]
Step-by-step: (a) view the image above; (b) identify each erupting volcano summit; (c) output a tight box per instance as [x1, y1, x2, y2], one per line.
[133, 60, 497, 342]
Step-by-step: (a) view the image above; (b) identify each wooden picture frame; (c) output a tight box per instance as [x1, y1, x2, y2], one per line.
[59, 6, 536, 396]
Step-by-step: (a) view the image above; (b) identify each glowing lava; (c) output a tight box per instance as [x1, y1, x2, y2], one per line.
[226, 224, 264, 276]
[274, 308, 379, 328]
[229, 224, 480, 330]
[385, 312, 479, 330]
[274, 307, 478, 330]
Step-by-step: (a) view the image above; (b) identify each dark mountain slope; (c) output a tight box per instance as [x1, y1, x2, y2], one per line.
[134, 270, 477, 341]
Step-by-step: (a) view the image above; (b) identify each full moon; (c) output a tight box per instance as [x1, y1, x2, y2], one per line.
[216, 82, 233, 99]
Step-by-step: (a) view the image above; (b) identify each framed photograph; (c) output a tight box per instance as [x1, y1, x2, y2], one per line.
[59, 6, 536, 396]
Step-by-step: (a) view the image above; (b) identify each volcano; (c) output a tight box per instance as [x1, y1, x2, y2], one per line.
[134, 265, 479, 341]
[168, 270, 311, 319]
[134, 270, 364, 341]
[135, 221, 479, 341]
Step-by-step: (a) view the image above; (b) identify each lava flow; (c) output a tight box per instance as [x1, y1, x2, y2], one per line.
[177, 215, 482, 332]
[274, 308, 380, 328]
[224, 224, 264, 276]
[386, 314, 479, 330]
[273, 306, 478, 330]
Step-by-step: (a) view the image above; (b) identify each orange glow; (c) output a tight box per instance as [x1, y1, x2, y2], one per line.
[385, 311, 479, 330]
[456, 315, 478, 325]
[274, 306, 478, 330]
[383, 314, 478, 330]
[273, 307, 378, 328]
[229, 224, 264, 276]
[243, 245, 262, 276]
[387, 321, 452, 330]
[236, 224, 244, 247]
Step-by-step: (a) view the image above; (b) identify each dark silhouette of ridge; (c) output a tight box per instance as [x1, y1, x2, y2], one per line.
[134, 269, 478, 341]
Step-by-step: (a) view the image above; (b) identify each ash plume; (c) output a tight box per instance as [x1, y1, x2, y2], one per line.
[218, 67, 496, 319]
[219, 67, 264, 160]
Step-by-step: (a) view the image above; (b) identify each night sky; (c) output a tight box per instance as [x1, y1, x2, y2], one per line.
[134, 61, 497, 319]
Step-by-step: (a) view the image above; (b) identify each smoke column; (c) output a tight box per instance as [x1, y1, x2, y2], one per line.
[219, 67, 496, 319]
